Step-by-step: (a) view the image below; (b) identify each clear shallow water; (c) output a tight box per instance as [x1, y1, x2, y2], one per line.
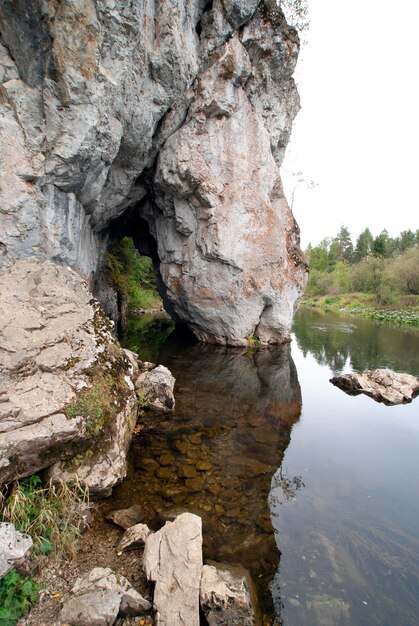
[272, 308, 419, 626]
[108, 308, 419, 625]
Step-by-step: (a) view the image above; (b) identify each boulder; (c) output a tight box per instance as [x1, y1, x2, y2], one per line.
[135, 366, 176, 412]
[58, 567, 151, 626]
[143, 513, 202, 625]
[106, 504, 146, 530]
[330, 369, 419, 405]
[0, 259, 137, 493]
[0, 523, 33, 578]
[117, 523, 152, 553]
[200, 562, 260, 626]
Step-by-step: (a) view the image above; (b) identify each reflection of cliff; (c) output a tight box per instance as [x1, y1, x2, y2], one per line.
[107, 338, 301, 620]
[293, 307, 419, 376]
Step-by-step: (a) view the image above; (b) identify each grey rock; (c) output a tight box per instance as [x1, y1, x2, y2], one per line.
[0, 259, 137, 492]
[135, 365, 176, 412]
[0, 0, 306, 346]
[106, 504, 146, 530]
[200, 562, 260, 626]
[117, 523, 152, 553]
[59, 567, 151, 625]
[0, 523, 33, 579]
[143, 513, 202, 626]
[330, 369, 419, 405]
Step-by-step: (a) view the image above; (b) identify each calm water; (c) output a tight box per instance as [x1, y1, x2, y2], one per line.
[110, 307, 419, 625]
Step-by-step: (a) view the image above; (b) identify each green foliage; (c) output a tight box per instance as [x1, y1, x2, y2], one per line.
[106, 237, 161, 311]
[0, 569, 40, 626]
[1, 476, 89, 559]
[122, 313, 175, 363]
[305, 225, 418, 302]
[246, 334, 261, 347]
[66, 379, 115, 436]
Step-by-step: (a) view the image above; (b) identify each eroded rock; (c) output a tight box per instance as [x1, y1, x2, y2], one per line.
[143, 512, 202, 625]
[135, 365, 175, 412]
[330, 369, 419, 405]
[0, 259, 137, 492]
[58, 567, 151, 626]
[0, 0, 306, 346]
[0, 522, 33, 578]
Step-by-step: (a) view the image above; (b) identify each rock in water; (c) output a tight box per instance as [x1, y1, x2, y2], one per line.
[330, 369, 419, 405]
[58, 567, 151, 626]
[200, 562, 260, 626]
[143, 513, 202, 625]
[135, 366, 176, 412]
[0, 259, 137, 493]
[0, 0, 306, 346]
[0, 523, 33, 578]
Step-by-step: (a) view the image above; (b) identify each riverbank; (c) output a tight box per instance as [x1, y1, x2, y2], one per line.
[302, 293, 419, 327]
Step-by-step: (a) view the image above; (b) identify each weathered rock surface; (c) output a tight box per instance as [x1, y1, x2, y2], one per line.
[58, 567, 151, 626]
[0, 0, 306, 346]
[0, 522, 33, 578]
[0, 259, 137, 491]
[117, 523, 151, 553]
[135, 365, 176, 412]
[200, 562, 260, 626]
[143, 512, 202, 625]
[330, 369, 419, 405]
[106, 504, 146, 530]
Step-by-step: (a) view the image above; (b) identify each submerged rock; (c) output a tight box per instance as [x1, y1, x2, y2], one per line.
[200, 562, 260, 626]
[58, 567, 151, 626]
[143, 512, 202, 625]
[330, 369, 419, 405]
[135, 365, 176, 412]
[0, 523, 33, 578]
[0, 0, 306, 346]
[0, 259, 137, 492]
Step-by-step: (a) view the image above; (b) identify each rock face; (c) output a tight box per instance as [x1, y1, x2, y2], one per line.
[0, 523, 33, 578]
[0, 0, 306, 345]
[330, 369, 419, 405]
[58, 567, 151, 626]
[143, 512, 202, 625]
[0, 258, 137, 492]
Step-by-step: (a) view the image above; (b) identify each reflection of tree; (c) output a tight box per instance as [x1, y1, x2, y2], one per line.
[293, 307, 419, 376]
[270, 470, 305, 505]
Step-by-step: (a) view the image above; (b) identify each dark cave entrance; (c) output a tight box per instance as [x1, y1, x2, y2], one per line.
[95, 205, 176, 362]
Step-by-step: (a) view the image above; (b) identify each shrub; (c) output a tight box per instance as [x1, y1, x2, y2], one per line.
[0, 569, 40, 625]
[1, 475, 89, 558]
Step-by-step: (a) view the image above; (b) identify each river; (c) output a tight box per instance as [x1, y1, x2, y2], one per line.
[115, 306, 419, 625]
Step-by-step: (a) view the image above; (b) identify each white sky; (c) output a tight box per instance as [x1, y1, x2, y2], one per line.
[281, 0, 419, 249]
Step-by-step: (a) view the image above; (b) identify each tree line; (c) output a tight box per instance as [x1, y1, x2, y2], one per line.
[305, 226, 419, 302]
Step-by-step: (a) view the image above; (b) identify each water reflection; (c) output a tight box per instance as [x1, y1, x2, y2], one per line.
[105, 335, 302, 620]
[272, 310, 419, 626]
[293, 307, 419, 376]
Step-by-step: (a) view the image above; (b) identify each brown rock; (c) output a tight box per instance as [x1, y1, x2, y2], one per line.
[106, 505, 146, 530]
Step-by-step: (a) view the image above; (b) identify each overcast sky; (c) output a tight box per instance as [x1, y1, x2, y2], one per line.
[281, 0, 419, 249]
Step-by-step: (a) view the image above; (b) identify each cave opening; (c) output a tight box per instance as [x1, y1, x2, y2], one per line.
[96, 204, 177, 362]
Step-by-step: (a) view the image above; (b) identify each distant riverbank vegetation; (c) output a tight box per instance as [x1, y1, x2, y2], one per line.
[303, 226, 419, 326]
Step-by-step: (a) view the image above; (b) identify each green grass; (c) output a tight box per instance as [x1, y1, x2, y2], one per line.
[302, 293, 419, 327]
[1, 475, 89, 558]
[0, 569, 40, 626]
[106, 237, 162, 311]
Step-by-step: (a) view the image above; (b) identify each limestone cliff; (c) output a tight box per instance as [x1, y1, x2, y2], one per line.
[0, 0, 307, 345]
